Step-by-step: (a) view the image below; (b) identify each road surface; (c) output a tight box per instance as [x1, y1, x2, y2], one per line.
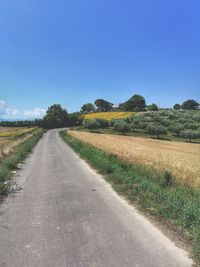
[0, 129, 192, 267]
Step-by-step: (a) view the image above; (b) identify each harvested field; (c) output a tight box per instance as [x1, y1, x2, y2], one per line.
[0, 127, 37, 163]
[68, 130, 200, 187]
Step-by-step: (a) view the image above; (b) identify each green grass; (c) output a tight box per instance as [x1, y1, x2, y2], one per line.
[61, 130, 200, 266]
[0, 129, 44, 196]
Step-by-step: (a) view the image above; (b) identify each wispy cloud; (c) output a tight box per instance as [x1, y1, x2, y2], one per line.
[23, 108, 46, 117]
[0, 100, 46, 118]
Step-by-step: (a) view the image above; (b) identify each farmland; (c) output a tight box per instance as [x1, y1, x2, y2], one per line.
[0, 127, 43, 195]
[68, 130, 200, 187]
[0, 127, 36, 161]
[62, 130, 200, 264]
[83, 111, 134, 120]
[82, 110, 200, 143]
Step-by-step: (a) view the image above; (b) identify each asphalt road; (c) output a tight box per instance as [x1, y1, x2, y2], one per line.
[0, 129, 192, 267]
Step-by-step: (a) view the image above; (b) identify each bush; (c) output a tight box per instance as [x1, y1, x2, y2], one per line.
[114, 121, 131, 135]
[180, 130, 200, 142]
[95, 118, 109, 128]
[145, 123, 167, 139]
[109, 119, 119, 127]
[83, 119, 100, 131]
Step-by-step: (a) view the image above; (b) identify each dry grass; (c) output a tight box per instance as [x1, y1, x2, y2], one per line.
[0, 127, 34, 137]
[68, 130, 200, 187]
[83, 112, 135, 120]
[0, 127, 36, 163]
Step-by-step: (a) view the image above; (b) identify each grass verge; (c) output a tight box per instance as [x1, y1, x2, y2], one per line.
[60, 130, 200, 266]
[0, 129, 44, 196]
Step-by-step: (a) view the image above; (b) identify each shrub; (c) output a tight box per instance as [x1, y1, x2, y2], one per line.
[114, 121, 131, 135]
[95, 118, 109, 128]
[164, 171, 173, 187]
[83, 119, 100, 131]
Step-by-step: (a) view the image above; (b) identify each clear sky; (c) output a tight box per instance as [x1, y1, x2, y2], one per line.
[0, 0, 200, 119]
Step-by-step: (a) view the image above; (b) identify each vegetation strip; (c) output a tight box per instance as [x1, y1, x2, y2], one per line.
[61, 130, 200, 266]
[0, 129, 44, 196]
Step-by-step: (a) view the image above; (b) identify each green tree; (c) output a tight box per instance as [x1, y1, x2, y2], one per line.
[43, 104, 68, 128]
[95, 118, 109, 128]
[148, 103, 158, 111]
[80, 103, 95, 114]
[145, 123, 167, 139]
[83, 119, 100, 131]
[169, 123, 184, 136]
[122, 94, 147, 111]
[114, 121, 131, 135]
[94, 99, 113, 112]
[180, 130, 200, 142]
[181, 99, 199, 110]
[67, 112, 83, 126]
[173, 104, 181, 110]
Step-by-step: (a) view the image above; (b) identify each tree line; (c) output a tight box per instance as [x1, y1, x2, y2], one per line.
[0, 96, 199, 129]
[0, 104, 82, 129]
[80, 95, 199, 113]
[83, 109, 200, 142]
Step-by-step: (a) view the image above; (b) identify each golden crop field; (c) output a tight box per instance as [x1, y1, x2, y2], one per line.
[0, 127, 34, 137]
[0, 127, 36, 163]
[68, 130, 200, 187]
[83, 112, 135, 120]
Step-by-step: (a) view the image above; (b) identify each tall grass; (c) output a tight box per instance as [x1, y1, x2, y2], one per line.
[61, 130, 200, 265]
[0, 129, 44, 195]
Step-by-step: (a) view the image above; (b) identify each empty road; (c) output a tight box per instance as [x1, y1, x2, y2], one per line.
[0, 129, 192, 267]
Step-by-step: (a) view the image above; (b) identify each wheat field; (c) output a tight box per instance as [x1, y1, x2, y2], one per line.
[68, 130, 200, 187]
[0, 127, 36, 163]
[83, 112, 134, 120]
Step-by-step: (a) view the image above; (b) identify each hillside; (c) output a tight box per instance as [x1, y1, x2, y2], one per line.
[83, 111, 135, 120]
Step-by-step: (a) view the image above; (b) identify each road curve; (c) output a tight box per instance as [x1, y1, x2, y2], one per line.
[0, 129, 192, 267]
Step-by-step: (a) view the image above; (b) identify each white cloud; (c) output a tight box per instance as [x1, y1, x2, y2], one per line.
[0, 100, 7, 115]
[23, 108, 46, 117]
[0, 100, 46, 118]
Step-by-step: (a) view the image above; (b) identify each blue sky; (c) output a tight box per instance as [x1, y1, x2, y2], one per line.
[0, 0, 200, 118]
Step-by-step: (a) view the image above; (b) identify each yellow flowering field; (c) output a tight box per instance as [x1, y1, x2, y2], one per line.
[83, 112, 135, 120]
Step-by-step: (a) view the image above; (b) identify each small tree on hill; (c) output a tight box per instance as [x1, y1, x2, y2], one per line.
[94, 99, 113, 112]
[83, 119, 100, 132]
[180, 130, 200, 142]
[148, 103, 158, 111]
[173, 104, 181, 110]
[81, 103, 95, 114]
[122, 94, 147, 111]
[114, 121, 131, 135]
[145, 123, 167, 139]
[181, 99, 199, 110]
